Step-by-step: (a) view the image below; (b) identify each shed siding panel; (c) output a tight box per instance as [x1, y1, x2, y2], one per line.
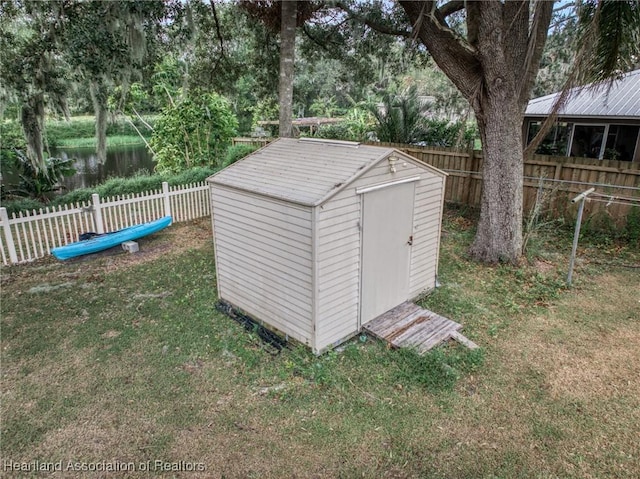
[219, 277, 311, 341]
[317, 305, 360, 345]
[409, 178, 445, 297]
[315, 187, 361, 351]
[211, 185, 313, 345]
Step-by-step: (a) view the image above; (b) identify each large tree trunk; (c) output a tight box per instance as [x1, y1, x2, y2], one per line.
[397, 0, 553, 263]
[90, 80, 109, 164]
[20, 93, 46, 171]
[278, 0, 296, 138]
[469, 97, 524, 262]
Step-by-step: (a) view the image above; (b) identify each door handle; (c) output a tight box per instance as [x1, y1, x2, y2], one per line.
[407, 235, 413, 246]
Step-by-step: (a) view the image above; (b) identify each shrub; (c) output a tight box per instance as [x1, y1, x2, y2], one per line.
[46, 119, 96, 141]
[314, 107, 376, 142]
[45, 117, 156, 144]
[168, 166, 217, 186]
[93, 175, 165, 199]
[0, 122, 26, 172]
[369, 86, 427, 144]
[0, 197, 45, 216]
[1, 151, 76, 201]
[620, 206, 640, 248]
[58, 168, 216, 203]
[418, 119, 478, 148]
[150, 92, 238, 173]
[221, 145, 258, 168]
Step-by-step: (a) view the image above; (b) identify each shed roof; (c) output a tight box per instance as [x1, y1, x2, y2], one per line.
[525, 69, 640, 120]
[209, 138, 444, 206]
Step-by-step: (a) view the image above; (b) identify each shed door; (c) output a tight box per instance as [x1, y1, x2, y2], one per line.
[360, 182, 415, 325]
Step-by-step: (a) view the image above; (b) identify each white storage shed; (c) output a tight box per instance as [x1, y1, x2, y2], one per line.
[208, 138, 447, 354]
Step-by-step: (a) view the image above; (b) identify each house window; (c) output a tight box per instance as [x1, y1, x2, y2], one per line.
[527, 121, 571, 155]
[603, 125, 639, 161]
[570, 124, 606, 158]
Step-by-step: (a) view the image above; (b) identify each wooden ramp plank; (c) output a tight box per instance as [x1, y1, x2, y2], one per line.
[392, 315, 449, 346]
[415, 328, 457, 353]
[386, 313, 444, 343]
[403, 320, 455, 349]
[363, 302, 479, 354]
[376, 309, 426, 340]
[364, 302, 421, 337]
[450, 331, 479, 350]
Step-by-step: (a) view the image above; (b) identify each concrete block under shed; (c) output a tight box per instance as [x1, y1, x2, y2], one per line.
[121, 240, 139, 253]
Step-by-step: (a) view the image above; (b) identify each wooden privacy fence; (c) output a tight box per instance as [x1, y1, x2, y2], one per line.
[0, 181, 210, 265]
[232, 137, 272, 148]
[374, 143, 640, 225]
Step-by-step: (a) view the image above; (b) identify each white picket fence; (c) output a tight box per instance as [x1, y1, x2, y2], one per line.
[0, 181, 211, 265]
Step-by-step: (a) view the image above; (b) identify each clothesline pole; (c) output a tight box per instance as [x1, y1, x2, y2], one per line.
[567, 188, 595, 286]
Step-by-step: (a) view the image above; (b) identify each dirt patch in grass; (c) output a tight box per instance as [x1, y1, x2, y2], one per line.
[33, 413, 142, 461]
[1, 218, 212, 290]
[520, 273, 640, 401]
[92, 217, 213, 273]
[533, 258, 556, 274]
[101, 330, 121, 339]
[545, 327, 640, 400]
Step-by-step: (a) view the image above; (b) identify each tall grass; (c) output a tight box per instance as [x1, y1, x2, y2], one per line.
[46, 116, 156, 142]
[2, 116, 157, 152]
[54, 135, 147, 149]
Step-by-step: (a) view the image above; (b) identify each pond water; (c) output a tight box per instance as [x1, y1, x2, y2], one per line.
[55, 144, 156, 191]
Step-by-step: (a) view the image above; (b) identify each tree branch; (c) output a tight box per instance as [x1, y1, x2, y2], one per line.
[553, 2, 575, 14]
[399, 1, 481, 101]
[301, 24, 331, 51]
[209, 0, 225, 59]
[439, 1, 465, 18]
[518, 1, 554, 106]
[334, 1, 412, 37]
[124, 114, 155, 155]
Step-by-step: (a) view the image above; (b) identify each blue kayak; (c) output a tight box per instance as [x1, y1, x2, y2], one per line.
[51, 216, 172, 260]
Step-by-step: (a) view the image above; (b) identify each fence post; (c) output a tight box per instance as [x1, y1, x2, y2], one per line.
[0, 207, 18, 264]
[91, 193, 105, 234]
[162, 182, 172, 218]
[463, 149, 475, 205]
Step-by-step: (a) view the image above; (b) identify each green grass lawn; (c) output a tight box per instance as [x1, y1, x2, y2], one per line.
[54, 135, 148, 149]
[1, 211, 638, 478]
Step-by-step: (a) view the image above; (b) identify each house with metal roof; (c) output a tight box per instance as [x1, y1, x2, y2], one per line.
[524, 69, 640, 162]
[208, 137, 447, 354]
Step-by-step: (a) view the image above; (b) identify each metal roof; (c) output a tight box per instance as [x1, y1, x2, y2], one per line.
[208, 138, 443, 206]
[257, 117, 343, 126]
[525, 69, 640, 120]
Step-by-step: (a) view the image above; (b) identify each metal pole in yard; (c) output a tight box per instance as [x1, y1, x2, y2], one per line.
[567, 187, 594, 286]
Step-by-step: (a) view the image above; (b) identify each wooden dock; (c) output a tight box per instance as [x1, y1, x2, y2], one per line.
[363, 302, 478, 354]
